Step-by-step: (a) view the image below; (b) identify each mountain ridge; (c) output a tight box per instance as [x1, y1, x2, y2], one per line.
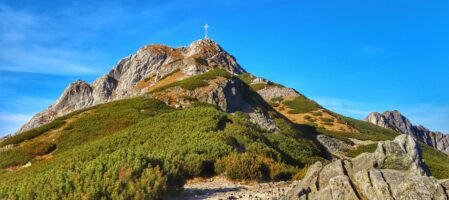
[365, 110, 449, 154]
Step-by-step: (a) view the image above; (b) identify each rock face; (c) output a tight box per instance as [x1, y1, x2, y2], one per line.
[365, 110, 449, 154]
[285, 134, 448, 200]
[150, 76, 279, 132]
[18, 39, 284, 133]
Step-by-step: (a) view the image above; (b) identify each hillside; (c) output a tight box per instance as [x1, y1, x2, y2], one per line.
[1, 39, 449, 199]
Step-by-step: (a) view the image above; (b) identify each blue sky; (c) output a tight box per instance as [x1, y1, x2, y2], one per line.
[1, 0, 448, 136]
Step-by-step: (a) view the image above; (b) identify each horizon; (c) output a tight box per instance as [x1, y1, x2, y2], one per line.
[1, 0, 448, 136]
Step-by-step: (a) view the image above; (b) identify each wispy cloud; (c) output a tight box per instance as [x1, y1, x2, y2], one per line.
[0, 96, 54, 136]
[0, 112, 32, 136]
[5, 96, 54, 110]
[0, 3, 111, 75]
[0, 46, 107, 75]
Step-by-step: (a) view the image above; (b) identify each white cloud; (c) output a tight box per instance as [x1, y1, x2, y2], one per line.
[0, 112, 32, 137]
[6, 97, 54, 110]
[0, 3, 110, 75]
[0, 46, 106, 75]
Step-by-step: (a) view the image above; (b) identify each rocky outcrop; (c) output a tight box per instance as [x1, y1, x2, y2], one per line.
[18, 39, 248, 133]
[365, 110, 449, 154]
[316, 134, 354, 155]
[150, 77, 279, 132]
[285, 134, 447, 200]
[256, 86, 299, 102]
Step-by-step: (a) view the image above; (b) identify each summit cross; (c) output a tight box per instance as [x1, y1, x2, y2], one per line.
[204, 24, 209, 39]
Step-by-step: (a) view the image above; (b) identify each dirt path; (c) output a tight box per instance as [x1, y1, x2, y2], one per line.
[167, 176, 294, 200]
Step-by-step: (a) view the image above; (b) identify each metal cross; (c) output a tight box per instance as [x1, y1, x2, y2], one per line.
[204, 24, 209, 39]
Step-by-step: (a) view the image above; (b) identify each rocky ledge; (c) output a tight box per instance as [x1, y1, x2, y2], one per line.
[284, 134, 449, 200]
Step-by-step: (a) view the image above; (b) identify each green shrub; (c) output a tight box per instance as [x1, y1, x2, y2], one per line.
[179, 78, 209, 90]
[284, 96, 320, 114]
[312, 111, 323, 116]
[250, 83, 267, 90]
[236, 73, 254, 84]
[22, 142, 56, 156]
[421, 143, 449, 179]
[0, 150, 33, 168]
[271, 96, 283, 102]
[215, 153, 265, 180]
[0, 97, 325, 198]
[320, 117, 334, 123]
[304, 116, 316, 122]
[0, 120, 64, 147]
[194, 57, 208, 66]
[152, 69, 231, 92]
[0, 109, 89, 148]
[343, 143, 377, 158]
[269, 102, 280, 107]
[293, 166, 309, 180]
[266, 161, 298, 181]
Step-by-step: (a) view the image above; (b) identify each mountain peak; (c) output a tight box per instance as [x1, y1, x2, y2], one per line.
[18, 39, 247, 133]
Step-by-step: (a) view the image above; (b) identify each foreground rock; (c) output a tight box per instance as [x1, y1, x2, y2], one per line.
[284, 134, 448, 200]
[366, 110, 449, 155]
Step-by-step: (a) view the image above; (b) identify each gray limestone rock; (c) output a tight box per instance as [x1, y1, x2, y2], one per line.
[284, 134, 448, 200]
[256, 86, 300, 102]
[316, 135, 355, 155]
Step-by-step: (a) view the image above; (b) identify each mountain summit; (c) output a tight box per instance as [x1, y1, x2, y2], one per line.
[365, 110, 449, 154]
[18, 39, 247, 132]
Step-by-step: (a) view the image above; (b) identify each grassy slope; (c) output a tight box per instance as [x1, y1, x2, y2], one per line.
[421, 143, 449, 179]
[0, 96, 325, 199]
[2, 71, 449, 199]
[150, 68, 231, 92]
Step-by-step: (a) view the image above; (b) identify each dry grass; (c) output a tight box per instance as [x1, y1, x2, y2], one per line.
[274, 98, 357, 132]
[149, 70, 187, 92]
